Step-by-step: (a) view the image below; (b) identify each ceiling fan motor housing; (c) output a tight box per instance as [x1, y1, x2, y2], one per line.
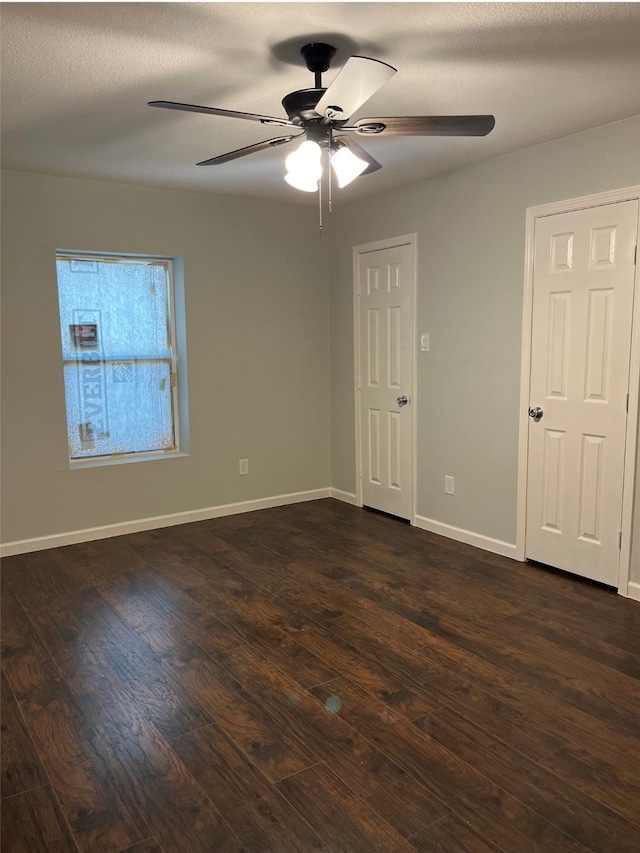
[283, 43, 342, 124]
[281, 88, 326, 125]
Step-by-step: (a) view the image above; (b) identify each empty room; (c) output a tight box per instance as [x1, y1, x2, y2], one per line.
[1, 3, 639, 852]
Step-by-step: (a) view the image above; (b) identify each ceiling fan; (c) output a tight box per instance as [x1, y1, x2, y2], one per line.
[149, 42, 495, 193]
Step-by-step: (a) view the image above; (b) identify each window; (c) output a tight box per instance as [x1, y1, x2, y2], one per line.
[56, 253, 181, 463]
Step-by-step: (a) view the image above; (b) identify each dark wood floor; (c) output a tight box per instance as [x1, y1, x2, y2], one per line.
[2, 499, 639, 853]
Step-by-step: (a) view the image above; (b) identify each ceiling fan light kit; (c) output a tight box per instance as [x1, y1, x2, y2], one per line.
[330, 142, 369, 188]
[149, 40, 495, 203]
[285, 139, 323, 192]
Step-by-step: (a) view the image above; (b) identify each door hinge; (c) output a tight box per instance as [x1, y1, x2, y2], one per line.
[634, 245, 637, 265]
[170, 372, 177, 388]
[619, 531, 623, 550]
[626, 392, 629, 412]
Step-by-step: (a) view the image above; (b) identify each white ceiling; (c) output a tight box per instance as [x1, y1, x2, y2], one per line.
[2, 2, 639, 205]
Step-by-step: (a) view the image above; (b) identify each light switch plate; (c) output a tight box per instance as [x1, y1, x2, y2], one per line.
[420, 333, 430, 352]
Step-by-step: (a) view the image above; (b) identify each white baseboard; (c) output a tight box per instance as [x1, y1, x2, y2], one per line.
[626, 581, 640, 602]
[0, 488, 331, 557]
[413, 514, 518, 560]
[329, 488, 360, 506]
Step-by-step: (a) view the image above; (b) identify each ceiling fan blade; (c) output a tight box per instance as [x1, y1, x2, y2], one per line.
[315, 56, 396, 121]
[196, 135, 301, 166]
[149, 100, 293, 127]
[334, 136, 382, 175]
[352, 115, 496, 137]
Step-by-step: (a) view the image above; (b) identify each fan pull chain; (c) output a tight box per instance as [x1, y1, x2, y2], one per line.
[328, 148, 333, 214]
[318, 168, 323, 236]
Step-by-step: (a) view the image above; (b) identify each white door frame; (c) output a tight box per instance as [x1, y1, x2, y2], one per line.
[353, 234, 418, 523]
[516, 186, 640, 597]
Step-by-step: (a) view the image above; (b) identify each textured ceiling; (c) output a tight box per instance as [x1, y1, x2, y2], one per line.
[1, 2, 639, 205]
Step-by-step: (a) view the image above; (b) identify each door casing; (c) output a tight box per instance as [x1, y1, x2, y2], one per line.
[516, 186, 640, 597]
[353, 234, 418, 523]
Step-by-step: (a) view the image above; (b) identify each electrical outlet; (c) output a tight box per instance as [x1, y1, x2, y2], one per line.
[239, 459, 248, 475]
[444, 475, 454, 495]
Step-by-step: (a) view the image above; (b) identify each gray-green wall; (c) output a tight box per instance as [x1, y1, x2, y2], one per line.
[1, 171, 330, 544]
[328, 116, 640, 552]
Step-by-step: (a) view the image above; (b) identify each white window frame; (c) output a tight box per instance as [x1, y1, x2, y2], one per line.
[56, 250, 188, 468]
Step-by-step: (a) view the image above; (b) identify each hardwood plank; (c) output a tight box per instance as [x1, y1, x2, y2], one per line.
[60, 537, 148, 585]
[102, 569, 245, 661]
[73, 676, 246, 853]
[307, 504, 638, 654]
[409, 605, 640, 738]
[4, 499, 639, 853]
[600, 623, 640, 655]
[310, 678, 593, 853]
[170, 520, 236, 556]
[323, 606, 640, 782]
[327, 503, 639, 639]
[275, 763, 416, 853]
[452, 555, 638, 649]
[168, 644, 319, 784]
[408, 814, 504, 853]
[2, 580, 149, 853]
[299, 600, 536, 732]
[413, 632, 640, 783]
[173, 519, 259, 553]
[418, 705, 640, 853]
[2, 547, 99, 611]
[13, 666, 149, 853]
[342, 564, 522, 626]
[330, 616, 565, 758]
[125, 528, 224, 588]
[173, 723, 329, 852]
[117, 841, 164, 853]
[251, 629, 338, 689]
[320, 610, 568, 759]
[1, 784, 79, 853]
[172, 524, 290, 594]
[538, 745, 640, 825]
[1, 669, 46, 799]
[275, 514, 523, 637]
[180, 580, 339, 689]
[279, 565, 450, 649]
[13, 592, 239, 853]
[334, 587, 640, 740]
[216, 644, 450, 839]
[227, 523, 360, 583]
[505, 610, 640, 679]
[1, 578, 54, 699]
[275, 572, 348, 623]
[28, 587, 212, 740]
[289, 615, 437, 719]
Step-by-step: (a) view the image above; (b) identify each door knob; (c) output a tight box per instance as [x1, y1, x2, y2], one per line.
[397, 395, 409, 407]
[528, 406, 543, 421]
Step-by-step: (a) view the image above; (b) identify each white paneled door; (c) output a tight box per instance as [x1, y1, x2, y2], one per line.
[526, 200, 638, 585]
[358, 242, 414, 520]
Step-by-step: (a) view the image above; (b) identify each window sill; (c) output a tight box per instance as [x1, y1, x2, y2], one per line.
[69, 449, 189, 470]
